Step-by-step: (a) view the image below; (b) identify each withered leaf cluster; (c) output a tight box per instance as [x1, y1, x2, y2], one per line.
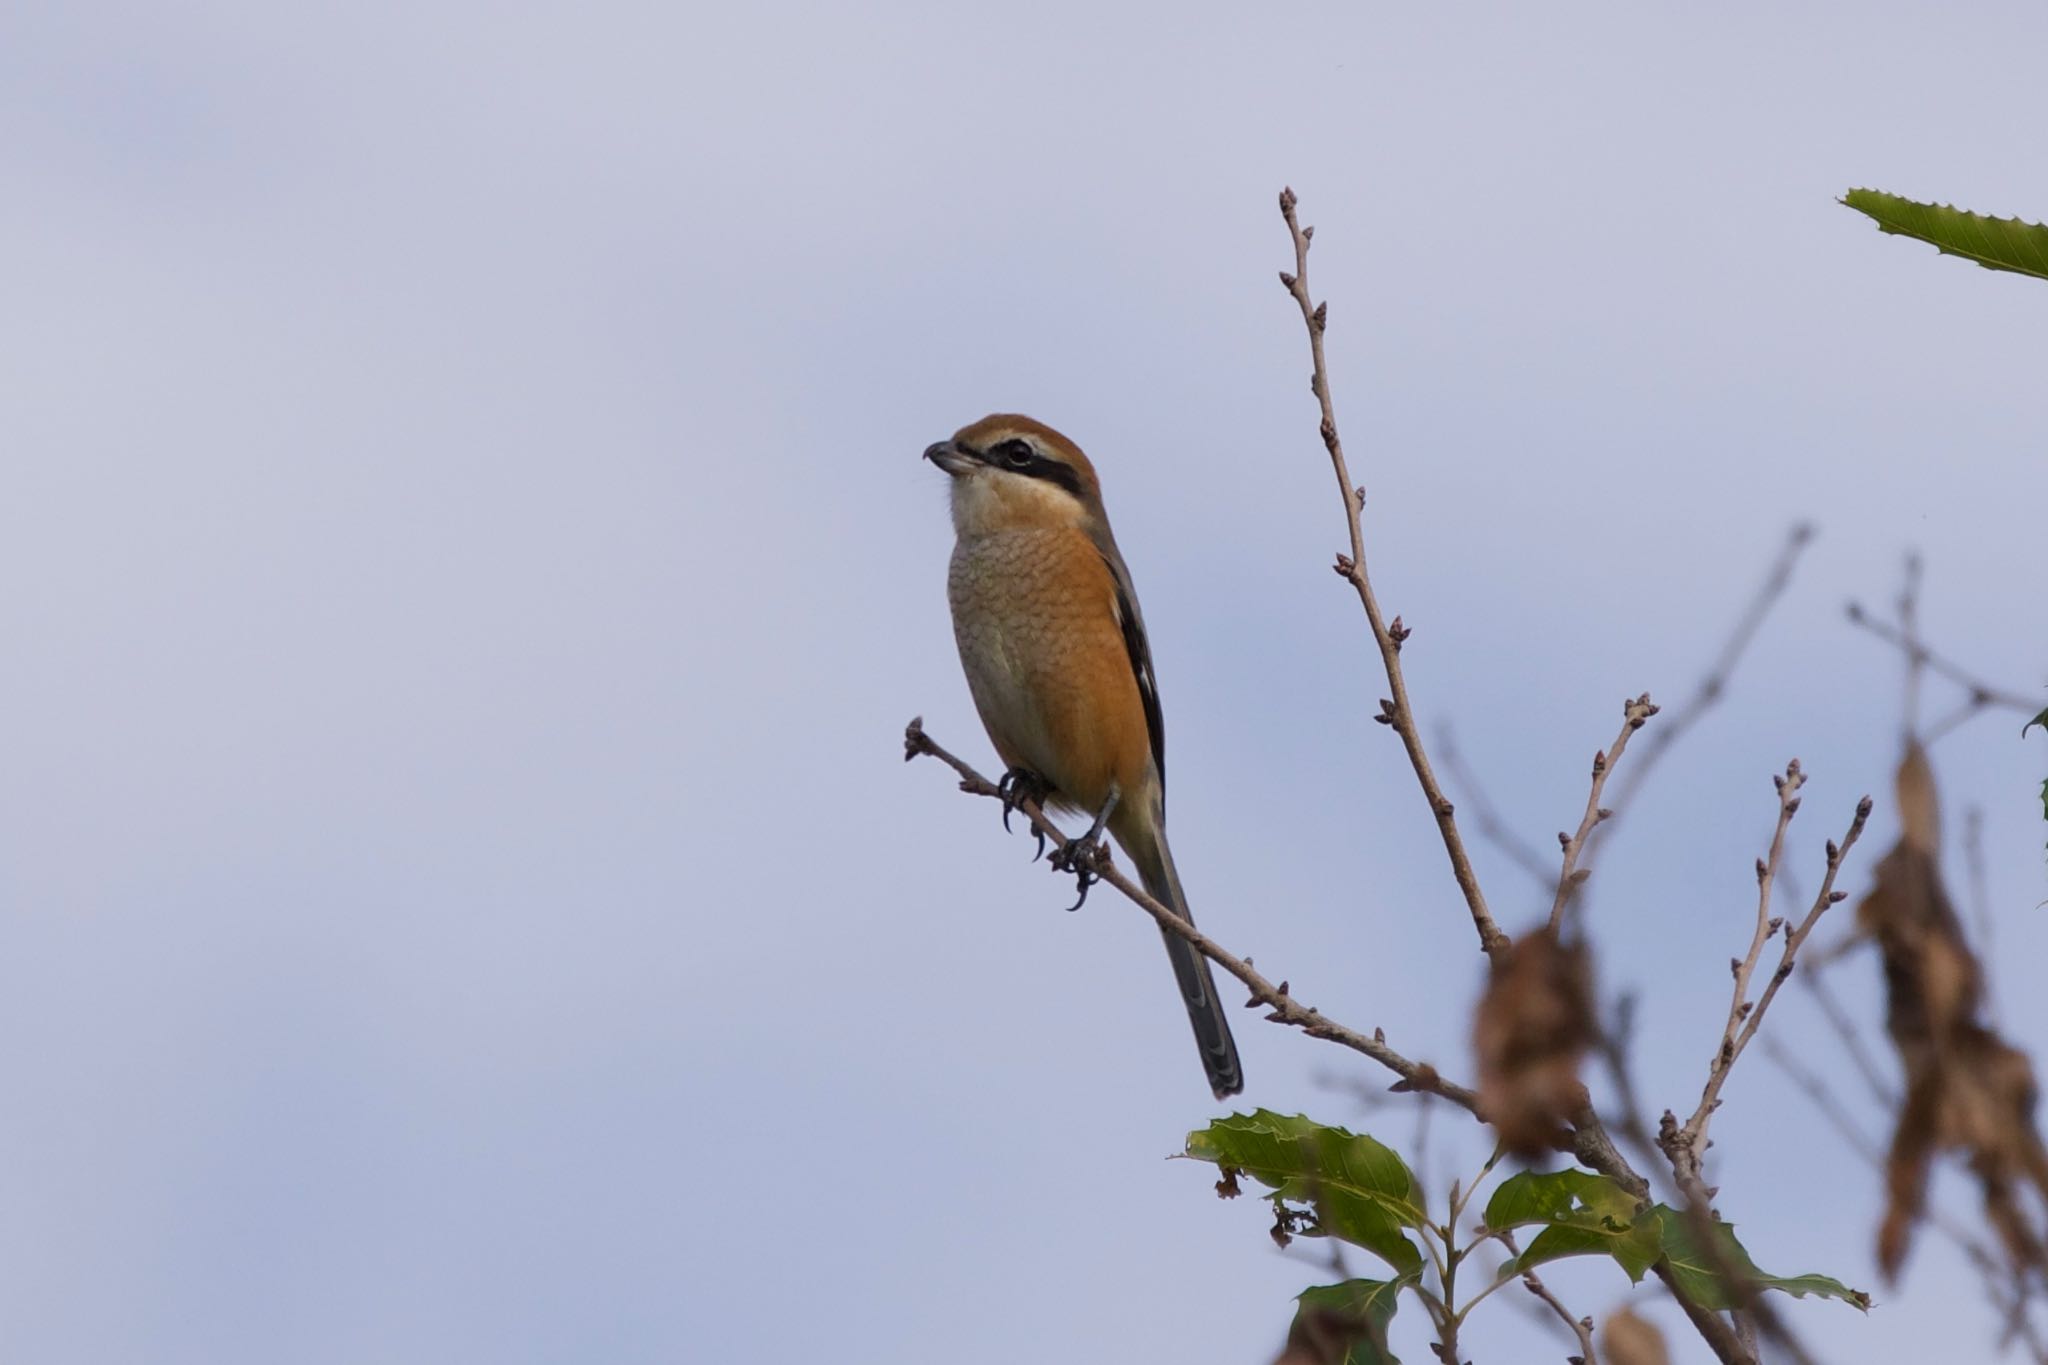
[1271, 1307, 1383, 1365]
[1601, 1306, 1671, 1365]
[1861, 743, 2048, 1282]
[1474, 925, 1596, 1158]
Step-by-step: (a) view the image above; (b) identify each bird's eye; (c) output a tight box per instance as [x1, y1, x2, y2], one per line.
[995, 439, 1034, 468]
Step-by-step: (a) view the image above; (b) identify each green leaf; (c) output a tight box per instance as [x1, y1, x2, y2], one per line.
[1290, 1276, 1411, 1365]
[2024, 706, 2048, 738]
[1485, 1169, 1661, 1284]
[1646, 1207, 1871, 1312]
[1184, 1111, 1424, 1274]
[1484, 1168, 1637, 1231]
[1507, 1219, 1664, 1284]
[1841, 189, 2048, 283]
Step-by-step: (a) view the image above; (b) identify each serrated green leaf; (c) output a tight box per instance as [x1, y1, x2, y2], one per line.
[1483, 1169, 1638, 1232]
[1485, 1169, 1660, 1283]
[1184, 1111, 1423, 1274]
[1842, 189, 2048, 283]
[1495, 1212, 1663, 1285]
[1646, 1207, 1871, 1312]
[1291, 1276, 1412, 1365]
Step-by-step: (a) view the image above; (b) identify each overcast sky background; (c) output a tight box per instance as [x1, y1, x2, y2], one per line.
[3, 2, 2044, 1362]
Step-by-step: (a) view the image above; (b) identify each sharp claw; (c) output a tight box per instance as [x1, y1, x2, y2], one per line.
[1049, 835, 1103, 911]
[999, 767, 1052, 848]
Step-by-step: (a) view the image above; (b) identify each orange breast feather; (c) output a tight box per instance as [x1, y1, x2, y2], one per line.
[948, 525, 1153, 815]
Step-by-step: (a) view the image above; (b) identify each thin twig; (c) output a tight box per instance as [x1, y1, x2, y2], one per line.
[1654, 1268, 1755, 1365]
[1802, 958, 1897, 1108]
[1844, 601, 2039, 717]
[908, 716, 1668, 1212]
[1759, 1037, 1884, 1165]
[1495, 1230, 1598, 1363]
[1664, 764, 1875, 1203]
[1763, 1037, 2048, 1364]
[1276, 186, 1507, 965]
[1548, 695, 1659, 935]
[1436, 721, 1557, 891]
[905, 718, 1483, 1112]
[1594, 994, 1678, 1195]
[1269, 192, 1660, 1248]
[1644, 768, 1868, 1365]
[1899, 552, 1925, 739]
[1598, 523, 1816, 828]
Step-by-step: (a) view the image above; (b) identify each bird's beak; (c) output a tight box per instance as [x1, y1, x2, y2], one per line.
[923, 440, 977, 475]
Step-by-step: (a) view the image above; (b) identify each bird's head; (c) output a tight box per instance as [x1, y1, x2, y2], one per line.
[924, 414, 1103, 535]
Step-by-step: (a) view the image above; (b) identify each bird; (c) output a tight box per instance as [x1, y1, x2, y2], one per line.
[924, 413, 1244, 1099]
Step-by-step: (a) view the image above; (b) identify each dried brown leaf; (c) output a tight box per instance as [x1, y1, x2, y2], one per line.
[1473, 925, 1595, 1158]
[1859, 842, 1981, 1062]
[1893, 740, 1940, 855]
[1274, 1305, 1388, 1365]
[1862, 742, 2048, 1283]
[1602, 1306, 1671, 1365]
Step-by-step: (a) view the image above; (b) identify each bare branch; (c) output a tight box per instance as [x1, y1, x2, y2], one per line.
[1899, 551, 1926, 737]
[1598, 522, 1815, 827]
[1436, 721, 1557, 891]
[1844, 599, 2039, 717]
[1801, 958, 1897, 1108]
[1548, 695, 1659, 935]
[905, 717, 1483, 1113]
[1759, 1034, 1884, 1165]
[1664, 765, 1875, 1204]
[1594, 994, 1679, 1197]
[1268, 192, 1657, 1237]
[1497, 1229, 1599, 1363]
[1653, 1267, 1755, 1365]
[1277, 187, 1508, 965]
[1764, 1036, 2048, 1364]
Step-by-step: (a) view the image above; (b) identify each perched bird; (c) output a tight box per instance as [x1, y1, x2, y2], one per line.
[925, 414, 1243, 1099]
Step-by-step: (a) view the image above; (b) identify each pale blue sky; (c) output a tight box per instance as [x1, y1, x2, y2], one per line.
[2, 2, 2044, 1361]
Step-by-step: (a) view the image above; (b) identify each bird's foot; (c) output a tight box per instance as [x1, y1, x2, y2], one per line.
[997, 767, 1054, 860]
[1048, 833, 1109, 911]
[1048, 786, 1120, 912]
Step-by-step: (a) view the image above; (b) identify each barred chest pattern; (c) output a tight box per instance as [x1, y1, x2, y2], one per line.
[946, 526, 1149, 817]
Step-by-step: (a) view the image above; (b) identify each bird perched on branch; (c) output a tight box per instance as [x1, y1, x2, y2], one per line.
[925, 414, 1243, 1099]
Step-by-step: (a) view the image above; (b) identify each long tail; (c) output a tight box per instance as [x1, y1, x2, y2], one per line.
[1123, 819, 1244, 1099]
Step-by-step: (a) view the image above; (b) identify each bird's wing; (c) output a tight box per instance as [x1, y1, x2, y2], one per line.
[1097, 547, 1165, 794]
